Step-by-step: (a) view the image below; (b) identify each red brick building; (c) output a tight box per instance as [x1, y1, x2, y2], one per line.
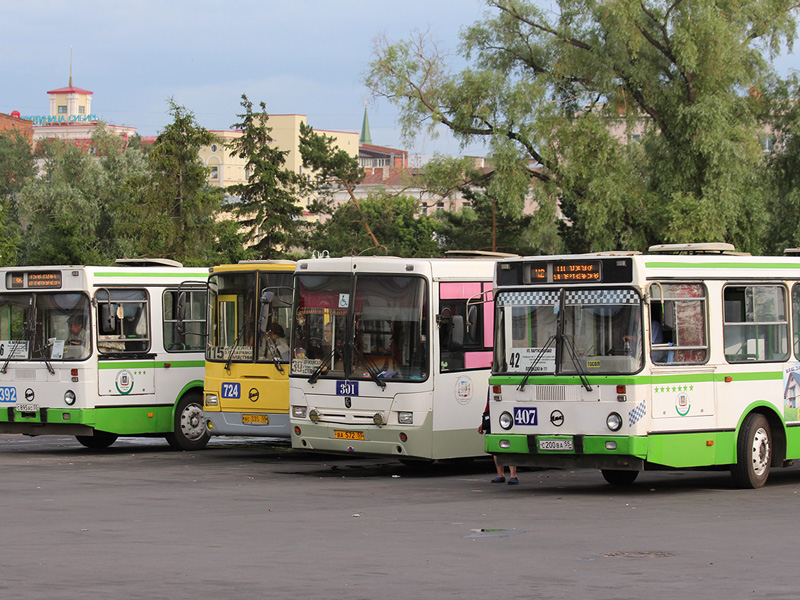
[0, 111, 34, 146]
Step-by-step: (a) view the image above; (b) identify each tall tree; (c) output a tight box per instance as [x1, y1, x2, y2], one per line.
[367, 0, 798, 253]
[298, 122, 379, 248]
[0, 130, 34, 265]
[227, 95, 303, 259]
[134, 100, 229, 265]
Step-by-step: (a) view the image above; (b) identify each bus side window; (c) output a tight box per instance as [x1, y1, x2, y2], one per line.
[651, 282, 708, 364]
[724, 284, 789, 362]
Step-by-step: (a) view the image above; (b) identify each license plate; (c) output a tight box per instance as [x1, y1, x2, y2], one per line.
[538, 438, 573, 451]
[15, 404, 39, 413]
[334, 430, 365, 440]
[242, 414, 269, 425]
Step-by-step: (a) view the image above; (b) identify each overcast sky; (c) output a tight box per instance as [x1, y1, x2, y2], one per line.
[2, 0, 798, 159]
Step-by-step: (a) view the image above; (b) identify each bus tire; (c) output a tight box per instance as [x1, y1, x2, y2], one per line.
[732, 413, 771, 489]
[601, 469, 639, 485]
[75, 431, 118, 449]
[165, 393, 210, 451]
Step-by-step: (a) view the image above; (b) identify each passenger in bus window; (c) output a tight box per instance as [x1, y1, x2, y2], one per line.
[265, 322, 290, 361]
[67, 316, 88, 350]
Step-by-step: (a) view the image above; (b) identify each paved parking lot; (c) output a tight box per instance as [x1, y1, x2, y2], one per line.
[1, 434, 798, 600]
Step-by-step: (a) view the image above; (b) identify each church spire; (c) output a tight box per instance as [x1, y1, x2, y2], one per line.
[69, 46, 73, 87]
[359, 100, 372, 145]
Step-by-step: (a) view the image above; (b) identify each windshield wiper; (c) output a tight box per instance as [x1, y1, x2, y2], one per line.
[560, 334, 592, 392]
[517, 334, 556, 392]
[1, 300, 34, 374]
[349, 342, 386, 390]
[225, 318, 253, 373]
[308, 344, 341, 385]
[265, 336, 285, 374]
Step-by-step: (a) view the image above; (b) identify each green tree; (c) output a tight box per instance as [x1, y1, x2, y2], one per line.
[17, 137, 105, 264]
[367, 0, 798, 253]
[308, 193, 439, 257]
[298, 122, 380, 248]
[0, 130, 34, 265]
[132, 100, 229, 265]
[227, 95, 303, 259]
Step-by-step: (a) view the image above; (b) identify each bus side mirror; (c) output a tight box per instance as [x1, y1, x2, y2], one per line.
[258, 290, 275, 334]
[176, 291, 186, 335]
[448, 315, 465, 351]
[100, 304, 116, 334]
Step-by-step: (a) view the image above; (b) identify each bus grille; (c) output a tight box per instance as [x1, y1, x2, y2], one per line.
[531, 385, 580, 402]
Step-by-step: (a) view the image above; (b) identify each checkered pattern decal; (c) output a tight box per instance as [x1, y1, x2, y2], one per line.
[497, 289, 640, 307]
[628, 398, 647, 427]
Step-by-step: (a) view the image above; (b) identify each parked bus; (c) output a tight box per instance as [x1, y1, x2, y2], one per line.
[289, 254, 500, 461]
[486, 243, 800, 488]
[203, 261, 295, 438]
[0, 259, 209, 449]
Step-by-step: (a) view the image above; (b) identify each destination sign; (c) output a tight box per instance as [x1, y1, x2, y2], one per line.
[552, 261, 601, 282]
[7, 271, 62, 289]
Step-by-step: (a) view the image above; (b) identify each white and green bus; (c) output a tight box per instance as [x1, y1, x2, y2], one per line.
[0, 260, 210, 450]
[487, 244, 800, 488]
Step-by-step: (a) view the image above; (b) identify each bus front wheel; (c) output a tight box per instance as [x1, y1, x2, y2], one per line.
[601, 469, 639, 485]
[732, 413, 772, 489]
[76, 430, 118, 449]
[165, 394, 210, 451]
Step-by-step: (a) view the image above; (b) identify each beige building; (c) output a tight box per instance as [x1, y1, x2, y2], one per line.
[199, 114, 359, 214]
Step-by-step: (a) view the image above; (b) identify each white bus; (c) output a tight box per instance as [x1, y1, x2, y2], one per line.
[487, 244, 800, 488]
[289, 255, 499, 462]
[0, 260, 210, 450]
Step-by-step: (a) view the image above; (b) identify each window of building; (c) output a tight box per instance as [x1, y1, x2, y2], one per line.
[210, 166, 218, 179]
[58, 105, 67, 114]
[724, 284, 789, 362]
[78, 106, 85, 115]
[211, 144, 217, 152]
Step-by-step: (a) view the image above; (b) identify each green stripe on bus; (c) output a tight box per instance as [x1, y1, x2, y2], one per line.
[98, 360, 204, 369]
[489, 371, 783, 386]
[93, 271, 208, 278]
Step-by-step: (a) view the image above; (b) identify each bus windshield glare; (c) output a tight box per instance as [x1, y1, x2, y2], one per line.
[0, 292, 91, 361]
[292, 274, 428, 382]
[494, 287, 642, 375]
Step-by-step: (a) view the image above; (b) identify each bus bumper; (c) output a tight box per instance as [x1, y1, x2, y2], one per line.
[205, 412, 290, 438]
[486, 433, 647, 471]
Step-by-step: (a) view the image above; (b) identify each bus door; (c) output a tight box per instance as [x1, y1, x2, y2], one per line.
[648, 282, 715, 432]
[96, 288, 156, 399]
[436, 281, 493, 453]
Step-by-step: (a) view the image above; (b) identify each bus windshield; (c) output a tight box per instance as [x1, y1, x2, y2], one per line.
[494, 287, 642, 375]
[292, 274, 429, 382]
[0, 292, 91, 361]
[206, 270, 293, 363]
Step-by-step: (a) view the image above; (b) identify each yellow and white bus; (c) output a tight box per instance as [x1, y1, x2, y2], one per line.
[487, 244, 800, 488]
[289, 255, 499, 461]
[203, 261, 295, 438]
[0, 259, 209, 449]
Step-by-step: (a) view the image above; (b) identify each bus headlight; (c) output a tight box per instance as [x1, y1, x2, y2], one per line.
[398, 411, 413, 425]
[205, 394, 218, 407]
[373, 413, 386, 427]
[64, 390, 76, 406]
[499, 411, 513, 430]
[292, 406, 307, 419]
[309, 409, 321, 423]
[606, 412, 623, 432]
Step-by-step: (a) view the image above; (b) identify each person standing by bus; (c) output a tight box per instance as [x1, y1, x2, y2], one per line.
[478, 393, 518, 485]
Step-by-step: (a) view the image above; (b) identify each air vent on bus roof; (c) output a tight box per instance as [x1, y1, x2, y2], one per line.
[444, 250, 518, 259]
[647, 243, 739, 255]
[114, 258, 184, 268]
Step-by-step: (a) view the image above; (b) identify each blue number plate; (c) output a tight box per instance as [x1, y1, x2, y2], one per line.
[513, 406, 538, 426]
[0, 387, 17, 403]
[221, 382, 241, 399]
[336, 381, 359, 396]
